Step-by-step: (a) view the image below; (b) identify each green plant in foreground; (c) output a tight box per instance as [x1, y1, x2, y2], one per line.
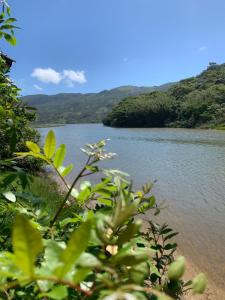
[0, 0, 18, 46]
[0, 130, 207, 299]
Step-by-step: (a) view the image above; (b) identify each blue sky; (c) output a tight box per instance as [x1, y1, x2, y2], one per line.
[3, 0, 225, 95]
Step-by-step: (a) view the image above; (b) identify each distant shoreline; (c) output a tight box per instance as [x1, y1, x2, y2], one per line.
[34, 122, 225, 130]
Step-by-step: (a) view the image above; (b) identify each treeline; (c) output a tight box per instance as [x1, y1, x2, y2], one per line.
[103, 63, 225, 128]
[23, 85, 174, 125]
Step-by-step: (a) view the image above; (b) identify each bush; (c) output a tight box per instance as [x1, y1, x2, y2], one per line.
[0, 57, 40, 162]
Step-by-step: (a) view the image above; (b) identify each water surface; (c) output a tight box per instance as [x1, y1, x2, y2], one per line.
[39, 124, 225, 291]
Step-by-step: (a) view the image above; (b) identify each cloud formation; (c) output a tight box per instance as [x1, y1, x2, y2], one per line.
[63, 70, 86, 84]
[32, 68, 62, 84]
[31, 67, 87, 86]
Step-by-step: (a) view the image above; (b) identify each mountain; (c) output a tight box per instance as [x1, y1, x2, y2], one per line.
[103, 63, 225, 129]
[22, 84, 174, 124]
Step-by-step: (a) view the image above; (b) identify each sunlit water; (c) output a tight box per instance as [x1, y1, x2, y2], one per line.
[39, 124, 225, 290]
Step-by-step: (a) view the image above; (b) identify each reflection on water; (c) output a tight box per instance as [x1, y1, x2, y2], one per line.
[39, 124, 225, 291]
[117, 135, 225, 147]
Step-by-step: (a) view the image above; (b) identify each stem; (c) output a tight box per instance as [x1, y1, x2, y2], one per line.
[1, 276, 92, 296]
[36, 276, 92, 296]
[53, 165, 70, 192]
[46, 156, 92, 235]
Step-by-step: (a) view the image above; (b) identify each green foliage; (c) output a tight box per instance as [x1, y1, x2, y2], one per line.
[0, 2, 40, 171]
[103, 63, 225, 128]
[191, 273, 207, 294]
[103, 91, 175, 127]
[0, 56, 40, 162]
[13, 214, 43, 277]
[0, 131, 206, 299]
[168, 257, 186, 281]
[0, 1, 18, 46]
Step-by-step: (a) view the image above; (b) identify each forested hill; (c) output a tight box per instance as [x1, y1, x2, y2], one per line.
[22, 84, 173, 124]
[103, 63, 225, 129]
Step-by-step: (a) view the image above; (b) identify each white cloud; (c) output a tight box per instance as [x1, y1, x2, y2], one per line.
[33, 84, 43, 91]
[31, 67, 87, 86]
[198, 46, 207, 53]
[32, 68, 62, 84]
[63, 70, 87, 86]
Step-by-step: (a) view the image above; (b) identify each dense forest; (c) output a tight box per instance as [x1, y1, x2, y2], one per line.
[103, 63, 225, 129]
[22, 84, 174, 124]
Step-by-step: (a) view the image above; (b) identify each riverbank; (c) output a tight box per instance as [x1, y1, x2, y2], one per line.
[34, 121, 225, 131]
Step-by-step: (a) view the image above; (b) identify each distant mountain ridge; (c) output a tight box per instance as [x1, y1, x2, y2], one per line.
[22, 83, 175, 124]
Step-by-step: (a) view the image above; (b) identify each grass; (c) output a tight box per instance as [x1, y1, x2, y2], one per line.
[25, 172, 81, 221]
[25, 173, 65, 216]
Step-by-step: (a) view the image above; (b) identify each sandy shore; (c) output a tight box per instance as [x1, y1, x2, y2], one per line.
[178, 250, 223, 300]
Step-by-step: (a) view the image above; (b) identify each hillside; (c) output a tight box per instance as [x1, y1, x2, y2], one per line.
[103, 63, 225, 129]
[22, 84, 174, 124]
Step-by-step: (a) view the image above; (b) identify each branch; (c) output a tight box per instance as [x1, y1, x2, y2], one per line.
[45, 155, 93, 235]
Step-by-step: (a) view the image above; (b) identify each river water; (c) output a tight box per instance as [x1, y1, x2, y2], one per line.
[39, 124, 225, 293]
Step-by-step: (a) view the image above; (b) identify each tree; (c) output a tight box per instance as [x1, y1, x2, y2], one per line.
[0, 1, 39, 162]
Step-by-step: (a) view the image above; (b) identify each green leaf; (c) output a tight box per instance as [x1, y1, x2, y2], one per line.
[117, 221, 142, 246]
[0, 24, 18, 30]
[164, 243, 177, 250]
[12, 215, 43, 277]
[5, 18, 17, 24]
[0, 105, 4, 116]
[45, 286, 68, 300]
[111, 246, 150, 266]
[53, 144, 66, 168]
[149, 261, 161, 277]
[15, 151, 48, 162]
[130, 262, 149, 284]
[77, 187, 91, 204]
[98, 198, 113, 207]
[56, 219, 92, 277]
[164, 232, 178, 242]
[76, 253, 102, 268]
[6, 6, 11, 16]
[60, 164, 74, 177]
[3, 33, 16, 45]
[59, 216, 81, 227]
[26, 141, 40, 154]
[73, 268, 91, 284]
[42, 240, 64, 273]
[44, 130, 56, 159]
[138, 196, 156, 213]
[168, 256, 186, 281]
[2, 191, 16, 202]
[192, 273, 207, 294]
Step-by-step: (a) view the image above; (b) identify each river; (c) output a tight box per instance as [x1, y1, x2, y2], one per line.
[39, 124, 225, 297]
